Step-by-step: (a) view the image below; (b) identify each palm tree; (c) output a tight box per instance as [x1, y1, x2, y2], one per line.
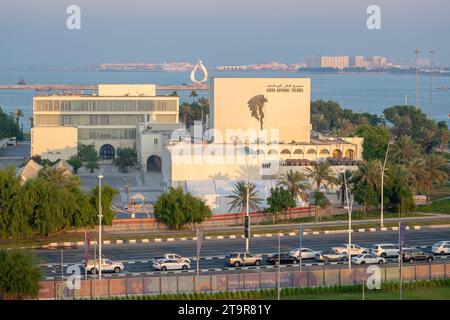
[336, 169, 353, 208]
[352, 160, 382, 191]
[277, 169, 310, 203]
[390, 135, 420, 164]
[189, 90, 198, 104]
[404, 157, 426, 194]
[227, 181, 262, 218]
[305, 162, 337, 191]
[198, 97, 209, 125]
[14, 108, 24, 133]
[38, 166, 79, 189]
[85, 159, 99, 173]
[180, 103, 192, 125]
[422, 155, 448, 204]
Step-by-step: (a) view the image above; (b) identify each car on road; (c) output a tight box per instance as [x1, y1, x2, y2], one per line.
[85, 258, 124, 274]
[152, 259, 190, 271]
[332, 244, 369, 256]
[151, 253, 191, 264]
[351, 254, 386, 265]
[401, 249, 434, 263]
[289, 248, 318, 260]
[431, 241, 450, 255]
[371, 243, 399, 258]
[266, 253, 298, 265]
[226, 252, 262, 267]
[314, 251, 348, 262]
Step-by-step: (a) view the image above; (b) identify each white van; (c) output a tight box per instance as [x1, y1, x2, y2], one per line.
[371, 243, 400, 258]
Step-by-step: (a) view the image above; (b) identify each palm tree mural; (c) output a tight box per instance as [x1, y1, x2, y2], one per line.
[227, 180, 262, 217]
[247, 95, 267, 130]
[277, 169, 310, 203]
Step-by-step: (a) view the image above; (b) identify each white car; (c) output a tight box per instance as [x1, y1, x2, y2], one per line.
[152, 253, 190, 264]
[431, 241, 450, 255]
[371, 243, 399, 258]
[352, 254, 386, 265]
[152, 259, 190, 271]
[289, 248, 318, 259]
[332, 244, 369, 256]
[85, 258, 124, 274]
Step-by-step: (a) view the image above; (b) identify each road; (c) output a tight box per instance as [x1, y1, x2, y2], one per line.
[35, 227, 450, 279]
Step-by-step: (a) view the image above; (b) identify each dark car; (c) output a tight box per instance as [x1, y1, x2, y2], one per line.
[402, 249, 434, 263]
[266, 253, 298, 265]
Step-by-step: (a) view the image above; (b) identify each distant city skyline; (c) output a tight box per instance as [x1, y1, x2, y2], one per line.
[0, 0, 449, 68]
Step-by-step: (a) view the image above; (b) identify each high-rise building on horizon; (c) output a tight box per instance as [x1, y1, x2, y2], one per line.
[306, 56, 349, 69]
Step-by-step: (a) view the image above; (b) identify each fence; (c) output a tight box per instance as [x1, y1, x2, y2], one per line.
[105, 206, 332, 232]
[37, 261, 450, 299]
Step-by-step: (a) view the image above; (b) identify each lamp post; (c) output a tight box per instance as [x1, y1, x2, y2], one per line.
[245, 155, 257, 253]
[341, 170, 352, 269]
[98, 175, 104, 281]
[414, 49, 420, 110]
[380, 142, 392, 228]
[429, 50, 435, 120]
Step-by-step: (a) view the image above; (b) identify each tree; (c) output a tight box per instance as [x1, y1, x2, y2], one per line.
[169, 91, 178, 97]
[154, 187, 211, 230]
[67, 155, 83, 174]
[180, 103, 192, 126]
[189, 90, 198, 104]
[437, 121, 449, 153]
[336, 169, 353, 208]
[384, 165, 415, 215]
[90, 185, 119, 225]
[352, 160, 382, 213]
[305, 162, 336, 191]
[354, 124, 390, 161]
[85, 160, 99, 173]
[227, 181, 262, 216]
[266, 187, 296, 223]
[422, 155, 448, 204]
[38, 166, 80, 189]
[312, 191, 331, 221]
[403, 157, 426, 195]
[14, 108, 24, 133]
[0, 250, 42, 299]
[78, 144, 98, 162]
[277, 169, 310, 203]
[390, 135, 421, 164]
[0, 107, 23, 140]
[114, 148, 137, 172]
[198, 97, 209, 125]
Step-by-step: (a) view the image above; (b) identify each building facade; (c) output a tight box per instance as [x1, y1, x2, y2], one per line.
[31, 84, 179, 161]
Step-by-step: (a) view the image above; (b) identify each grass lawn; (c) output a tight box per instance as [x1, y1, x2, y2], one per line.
[270, 286, 450, 300]
[416, 199, 450, 214]
[429, 183, 450, 201]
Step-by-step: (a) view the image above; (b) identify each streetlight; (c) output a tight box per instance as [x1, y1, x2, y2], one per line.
[429, 50, 435, 120]
[414, 49, 420, 110]
[245, 154, 257, 253]
[379, 141, 392, 227]
[341, 169, 352, 269]
[98, 175, 104, 280]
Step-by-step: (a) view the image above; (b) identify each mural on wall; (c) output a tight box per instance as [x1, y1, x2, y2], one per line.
[247, 95, 268, 130]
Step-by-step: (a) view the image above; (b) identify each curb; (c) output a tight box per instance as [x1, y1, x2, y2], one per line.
[7, 224, 448, 250]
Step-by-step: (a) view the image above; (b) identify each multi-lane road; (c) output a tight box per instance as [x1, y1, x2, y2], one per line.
[35, 228, 450, 279]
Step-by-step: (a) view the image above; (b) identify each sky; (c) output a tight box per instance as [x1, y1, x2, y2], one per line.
[0, 0, 449, 68]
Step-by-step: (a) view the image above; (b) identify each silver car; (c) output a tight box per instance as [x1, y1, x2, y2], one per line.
[152, 259, 190, 271]
[314, 251, 348, 262]
[289, 247, 318, 259]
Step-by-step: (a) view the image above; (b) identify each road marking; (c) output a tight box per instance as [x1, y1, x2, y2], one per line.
[141, 261, 148, 263]
[265, 234, 273, 237]
[76, 241, 85, 246]
[127, 261, 135, 264]
[369, 228, 377, 232]
[217, 235, 224, 239]
[289, 232, 296, 236]
[392, 227, 399, 231]
[312, 231, 319, 235]
[180, 238, 187, 241]
[414, 226, 421, 230]
[380, 227, 388, 231]
[128, 239, 136, 244]
[141, 239, 149, 243]
[358, 229, 365, 232]
[103, 240, 111, 245]
[229, 235, 236, 239]
[116, 240, 123, 244]
[167, 238, 175, 242]
[154, 238, 162, 242]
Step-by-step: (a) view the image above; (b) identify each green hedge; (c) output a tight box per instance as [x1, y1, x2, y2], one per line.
[104, 278, 450, 300]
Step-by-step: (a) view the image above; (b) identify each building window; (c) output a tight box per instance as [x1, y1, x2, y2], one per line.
[154, 138, 158, 145]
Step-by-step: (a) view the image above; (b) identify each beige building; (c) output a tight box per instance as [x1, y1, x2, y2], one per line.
[31, 84, 179, 161]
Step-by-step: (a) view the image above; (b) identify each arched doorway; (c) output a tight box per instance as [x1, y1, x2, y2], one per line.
[147, 155, 162, 172]
[344, 149, 355, 159]
[99, 144, 115, 159]
[332, 149, 343, 159]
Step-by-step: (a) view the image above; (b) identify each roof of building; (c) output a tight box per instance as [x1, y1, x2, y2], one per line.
[17, 159, 43, 183]
[52, 159, 73, 174]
